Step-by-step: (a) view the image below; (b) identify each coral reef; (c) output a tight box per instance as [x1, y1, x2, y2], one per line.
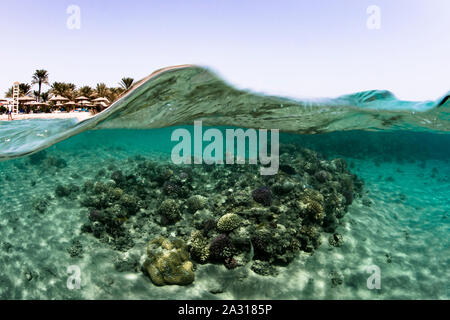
[75, 143, 363, 284]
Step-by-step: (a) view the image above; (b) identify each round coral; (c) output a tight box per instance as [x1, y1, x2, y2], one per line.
[252, 186, 272, 206]
[209, 234, 233, 260]
[217, 213, 241, 232]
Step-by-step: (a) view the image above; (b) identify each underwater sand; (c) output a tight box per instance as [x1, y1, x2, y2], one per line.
[0, 128, 448, 300]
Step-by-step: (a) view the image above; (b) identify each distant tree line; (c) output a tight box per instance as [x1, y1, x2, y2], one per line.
[2, 70, 135, 113]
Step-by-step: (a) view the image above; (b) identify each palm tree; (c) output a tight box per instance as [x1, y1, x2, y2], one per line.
[95, 83, 109, 98]
[51, 82, 76, 100]
[78, 86, 94, 98]
[107, 87, 125, 103]
[5, 87, 13, 98]
[33, 90, 40, 100]
[51, 82, 66, 96]
[119, 77, 134, 90]
[31, 70, 49, 102]
[40, 91, 50, 102]
[5, 83, 32, 98]
[19, 83, 32, 97]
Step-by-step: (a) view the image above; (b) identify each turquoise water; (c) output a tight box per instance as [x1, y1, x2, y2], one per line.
[0, 66, 448, 299]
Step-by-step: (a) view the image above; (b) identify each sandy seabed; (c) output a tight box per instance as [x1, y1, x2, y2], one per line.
[0, 138, 448, 300]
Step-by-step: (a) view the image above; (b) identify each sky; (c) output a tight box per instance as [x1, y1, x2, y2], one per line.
[0, 0, 449, 101]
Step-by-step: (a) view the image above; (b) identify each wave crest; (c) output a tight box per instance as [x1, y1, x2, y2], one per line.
[1, 65, 449, 160]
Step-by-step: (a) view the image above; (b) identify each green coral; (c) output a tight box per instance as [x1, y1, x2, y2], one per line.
[186, 195, 207, 213]
[158, 199, 181, 224]
[217, 213, 242, 232]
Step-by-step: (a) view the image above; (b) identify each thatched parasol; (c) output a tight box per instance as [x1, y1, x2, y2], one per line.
[92, 97, 110, 104]
[94, 101, 109, 108]
[24, 101, 49, 106]
[49, 95, 69, 102]
[19, 96, 35, 102]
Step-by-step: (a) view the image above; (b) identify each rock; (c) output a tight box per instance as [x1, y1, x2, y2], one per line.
[250, 260, 278, 276]
[33, 197, 50, 214]
[2, 242, 13, 253]
[314, 170, 329, 183]
[330, 270, 344, 287]
[362, 198, 372, 207]
[143, 237, 195, 286]
[114, 253, 140, 272]
[272, 181, 295, 195]
[45, 156, 67, 169]
[328, 233, 344, 247]
[67, 239, 84, 258]
[25, 271, 33, 282]
[279, 164, 296, 175]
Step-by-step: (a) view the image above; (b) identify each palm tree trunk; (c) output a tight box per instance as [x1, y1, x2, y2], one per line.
[38, 82, 42, 102]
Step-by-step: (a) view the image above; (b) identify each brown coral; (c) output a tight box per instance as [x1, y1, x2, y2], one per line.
[143, 237, 195, 286]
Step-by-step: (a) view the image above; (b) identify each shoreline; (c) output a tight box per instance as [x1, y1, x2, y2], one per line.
[0, 112, 94, 122]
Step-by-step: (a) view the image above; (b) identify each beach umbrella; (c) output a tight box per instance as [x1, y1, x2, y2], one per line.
[49, 95, 69, 102]
[65, 101, 77, 112]
[76, 96, 90, 101]
[65, 101, 77, 110]
[79, 100, 92, 105]
[92, 97, 110, 104]
[94, 101, 109, 108]
[50, 95, 69, 107]
[18, 96, 35, 102]
[24, 101, 49, 107]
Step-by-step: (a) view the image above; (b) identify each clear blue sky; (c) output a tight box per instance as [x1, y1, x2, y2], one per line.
[0, 0, 448, 100]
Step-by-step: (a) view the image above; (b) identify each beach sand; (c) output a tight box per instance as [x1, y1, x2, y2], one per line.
[0, 112, 93, 122]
